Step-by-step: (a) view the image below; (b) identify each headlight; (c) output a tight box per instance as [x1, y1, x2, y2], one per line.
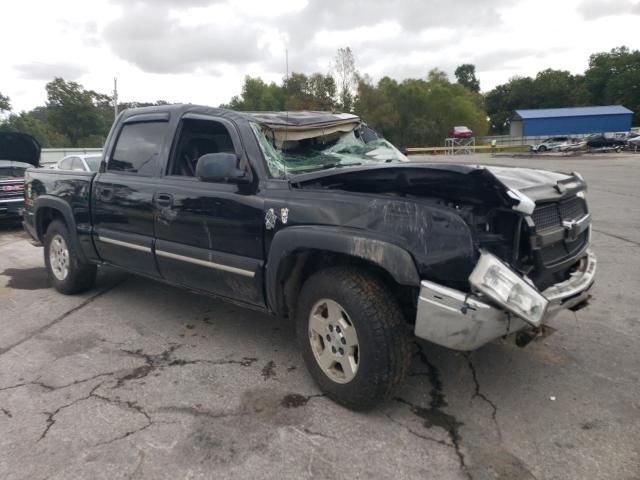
[469, 251, 548, 326]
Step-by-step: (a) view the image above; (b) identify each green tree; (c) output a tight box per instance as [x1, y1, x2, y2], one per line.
[0, 92, 10, 113]
[355, 73, 488, 147]
[225, 76, 285, 111]
[485, 76, 537, 134]
[485, 72, 590, 133]
[533, 69, 589, 108]
[333, 47, 358, 111]
[585, 46, 640, 124]
[355, 76, 400, 136]
[454, 64, 480, 93]
[308, 73, 337, 110]
[283, 72, 313, 110]
[0, 111, 70, 147]
[45, 78, 104, 147]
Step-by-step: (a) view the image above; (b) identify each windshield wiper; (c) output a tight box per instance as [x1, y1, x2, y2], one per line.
[290, 162, 362, 174]
[320, 162, 362, 169]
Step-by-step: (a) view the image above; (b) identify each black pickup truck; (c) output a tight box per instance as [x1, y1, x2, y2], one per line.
[23, 105, 596, 409]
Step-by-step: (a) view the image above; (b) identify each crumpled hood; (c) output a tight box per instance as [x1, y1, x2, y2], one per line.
[290, 162, 585, 213]
[483, 165, 585, 206]
[484, 165, 571, 192]
[0, 132, 41, 167]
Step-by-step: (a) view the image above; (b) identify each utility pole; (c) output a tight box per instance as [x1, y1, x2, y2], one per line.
[113, 77, 118, 119]
[285, 49, 289, 82]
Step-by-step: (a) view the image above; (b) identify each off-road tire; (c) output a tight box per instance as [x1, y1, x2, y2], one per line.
[44, 220, 97, 294]
[296, 266, 410, 410]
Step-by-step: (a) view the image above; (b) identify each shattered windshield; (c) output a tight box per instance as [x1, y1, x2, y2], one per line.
[250, 122, 407, 178]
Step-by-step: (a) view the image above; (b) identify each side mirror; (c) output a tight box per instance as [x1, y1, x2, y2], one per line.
[195, 153, 249, 184]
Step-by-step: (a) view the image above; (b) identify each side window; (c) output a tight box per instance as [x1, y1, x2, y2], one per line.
[59, 158, 73, 169]
[108, 122, 168, 176]
[170, 119, 237, 177]
[71, 157, 84, 170]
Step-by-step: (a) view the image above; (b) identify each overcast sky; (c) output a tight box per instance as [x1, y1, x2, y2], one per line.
[2, 0, 639, 112]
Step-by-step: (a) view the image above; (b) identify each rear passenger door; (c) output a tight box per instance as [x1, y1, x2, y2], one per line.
[92, 114, 170, 277]
[153, 114, 265, 305]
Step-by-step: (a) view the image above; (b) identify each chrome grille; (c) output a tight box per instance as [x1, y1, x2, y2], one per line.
[559, 197, 587, 221]
[540, 231, 589, 264]
[532, 203, 561, 231]
[532, 197, 587, 231]
[0, 181, 24, 199]
[532, 195, 589, 266]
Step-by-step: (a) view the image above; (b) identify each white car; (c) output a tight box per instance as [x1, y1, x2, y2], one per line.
[55, 154, 102, 172]
[531, 136, 570, 153]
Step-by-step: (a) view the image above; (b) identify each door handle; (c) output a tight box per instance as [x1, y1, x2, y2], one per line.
[155, 193, 173, 208]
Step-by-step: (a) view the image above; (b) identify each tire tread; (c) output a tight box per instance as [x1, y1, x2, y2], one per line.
[297, 266, 410, 410]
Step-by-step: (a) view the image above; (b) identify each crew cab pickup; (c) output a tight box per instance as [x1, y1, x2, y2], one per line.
[23, 105, 596, 410]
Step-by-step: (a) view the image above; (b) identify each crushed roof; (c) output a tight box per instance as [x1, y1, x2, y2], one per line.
[244, 111, 359, 128]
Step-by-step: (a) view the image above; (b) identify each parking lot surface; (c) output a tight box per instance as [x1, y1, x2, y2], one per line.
[1, 153, 639, 479]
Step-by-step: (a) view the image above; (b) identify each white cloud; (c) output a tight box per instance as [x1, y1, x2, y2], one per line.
[0, 0, 639, 112]
[578, 0, 640, 19]
[14, 63, 88, 81]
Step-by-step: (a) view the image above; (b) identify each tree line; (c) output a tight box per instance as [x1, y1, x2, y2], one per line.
[0, 78, 170, 148]
[1, 46, 637, 148]
[487, 47, 640, 133]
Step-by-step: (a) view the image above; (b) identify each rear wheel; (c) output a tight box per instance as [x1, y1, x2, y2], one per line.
[296, 266, 410, 410]
[44, 220, 97, 294]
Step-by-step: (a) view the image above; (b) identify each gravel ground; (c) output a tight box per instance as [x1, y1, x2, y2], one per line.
[0, 152, 638, 480]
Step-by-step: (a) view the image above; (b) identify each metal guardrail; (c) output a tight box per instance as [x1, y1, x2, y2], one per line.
[406, 144, 529, 154]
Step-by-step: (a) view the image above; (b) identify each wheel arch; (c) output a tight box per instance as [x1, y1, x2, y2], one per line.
[33, 196, 87, 262]
[266, 226, 421, 318]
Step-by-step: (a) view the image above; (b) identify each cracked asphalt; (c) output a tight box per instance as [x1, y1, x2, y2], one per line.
[1, 153, 639, 479]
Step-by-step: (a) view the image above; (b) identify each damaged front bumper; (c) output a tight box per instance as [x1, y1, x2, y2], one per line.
[414, 249, 596, 351]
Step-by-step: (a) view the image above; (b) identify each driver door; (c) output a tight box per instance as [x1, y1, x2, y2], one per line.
[153, 114, 265, 306]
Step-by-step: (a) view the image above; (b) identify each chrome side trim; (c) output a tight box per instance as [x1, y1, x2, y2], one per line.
[0, 198, 23, 203]
[155, 250, 255, 278]
[97, 235, 151, 253]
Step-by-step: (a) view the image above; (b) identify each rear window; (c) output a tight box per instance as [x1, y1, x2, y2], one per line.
[108, 122, 168, 176]
[59, 158, 73, 170]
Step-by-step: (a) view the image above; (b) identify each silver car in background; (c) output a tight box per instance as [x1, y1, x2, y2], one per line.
[530, 136, 570, 153]
[55, 154, 102, 172]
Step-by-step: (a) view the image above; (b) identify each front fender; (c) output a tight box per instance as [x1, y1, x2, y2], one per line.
[265, 225, 420, 311]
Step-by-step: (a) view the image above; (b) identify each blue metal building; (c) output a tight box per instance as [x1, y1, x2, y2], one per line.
[510, 105, 633, 137]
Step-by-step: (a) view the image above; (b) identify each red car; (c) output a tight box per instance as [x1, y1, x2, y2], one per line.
[449, 126, 473, 138]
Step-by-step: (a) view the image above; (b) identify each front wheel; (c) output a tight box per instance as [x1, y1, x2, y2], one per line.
[296, 267, 410, 410]
[537, 145, 547, 153]
[44, 220, 97, 294]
